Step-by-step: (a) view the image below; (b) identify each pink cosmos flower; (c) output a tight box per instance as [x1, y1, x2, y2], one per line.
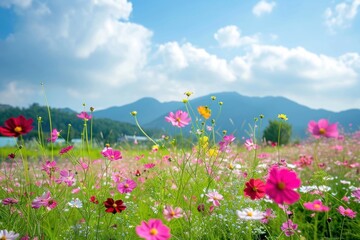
[117, 179, 137, 194]
[244, 138, 258, 151]
[136, 219, 171, 240]
[59, 145, 74, 155]
[165, 110, 191, 128]
[101, 147, 122, 161]
[163, 205, 183, 221]
[144, 163, 156, 169]
[77, 111, 92, 121]
[351, 188, 360, 201]
[281, 219, 298, 237]
[337, 206, 357, 218]
[308, 119, 338, 138]
[55, 170, 76, 187]
[47, 129, 61, 142]
[41, 161, 58, 176]
[206, 191, 223, 207]
[261, 208, 275, 224]
[303, 199, 330, 212]
[219, 134, 235, 152]
[1, 198, 18, 205]
[265, 166, 301, 205]
[31, 191, 57, 210]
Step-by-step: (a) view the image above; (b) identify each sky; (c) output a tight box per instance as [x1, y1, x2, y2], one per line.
[0, 0, 359, 112]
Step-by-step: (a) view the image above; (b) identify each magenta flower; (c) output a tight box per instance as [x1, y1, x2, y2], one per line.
[117, 179, 137, 194]
[165, 110, 191, 128]
[31, 191, 57, 210]
[1, 198, 18, 205]
[101, 147, 122, 161]
[59, 145, 74, 155]
[55, 170, 76, 187]
[281, 219, 298, 237]
[136, 219, 171, 240]
[304, 199, 330, 212]
[265, 166, 301, 205]
[337, 206, 357, 218]
[163, 205, 183, 221]
[352, 188, 360, 201]
[219, 134, 235, 152]
[206, 191, 223, 207]
[144, 163, 156, 169]
[308, 119, 338, 138]
[77, 111, 92, 121]
[41, 161, 58, 176]
[47, 129, 61, 142]
[261, 208, 275, 224]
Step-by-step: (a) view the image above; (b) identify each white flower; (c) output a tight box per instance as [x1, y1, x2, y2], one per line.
[0, 229, 19, 240]
[236, 208, 263, 221]
[318, 185, 331, 192]
[299, 186, 316, 193]
[68, 198, 83, 208]
[340, 180, 351, 185]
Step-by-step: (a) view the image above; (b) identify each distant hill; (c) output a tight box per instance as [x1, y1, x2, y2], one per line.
[93, 92, 360, 140]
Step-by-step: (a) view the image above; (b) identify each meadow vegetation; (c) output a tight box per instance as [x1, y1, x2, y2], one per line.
[0, 93, 359, 240]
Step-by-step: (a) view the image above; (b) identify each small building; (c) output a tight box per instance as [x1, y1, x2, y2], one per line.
[0, 137, 17, 147]
[119, 135, 149, 143]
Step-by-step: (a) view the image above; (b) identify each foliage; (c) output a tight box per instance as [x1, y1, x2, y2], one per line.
[263, 119, 292, 145]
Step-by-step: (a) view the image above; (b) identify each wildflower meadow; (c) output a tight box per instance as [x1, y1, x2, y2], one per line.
[0, 92, 359, 240]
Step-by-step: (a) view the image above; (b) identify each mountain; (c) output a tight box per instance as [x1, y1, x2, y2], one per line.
[93, 97, 182, 125]
[93, 92, 360, 140]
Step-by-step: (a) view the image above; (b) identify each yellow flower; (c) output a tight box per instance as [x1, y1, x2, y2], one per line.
[184, 91, 193, 97]
[208, 147, 218, 157]
[199, 136, 209, 148]
[278, 114, 288, 121]
[198, 106, 211, 119]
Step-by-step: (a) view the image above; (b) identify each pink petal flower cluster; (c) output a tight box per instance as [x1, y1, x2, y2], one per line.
[265, 166, 301, 205]
[308, 119, 338, 138]
[261, 208, 275, 224]
[303, 199, 330, 212]
[219, 134, 235, 152]
[337, 206, 357, 218]
[163, 205, 183, 221]
[244, 138, 258, 151]
[32, 191, 57, 210]
[1, 198, 18, 205]
[165, 110, 191, 128]
[136, 219, 171, 240]
[117, 179, 137, 194]
[55, 170, 76, 187]
[206, 191, 223, 207]
[77, 111, 92, 121]
[41, 161, 58, 176]
[59, 145, 74, 155]
[101, 147, 122, 161]
[281, 219, 298, 237]
[47, 129, 61, 142]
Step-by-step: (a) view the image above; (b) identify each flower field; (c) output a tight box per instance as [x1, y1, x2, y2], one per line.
[0, 94, 359, 240]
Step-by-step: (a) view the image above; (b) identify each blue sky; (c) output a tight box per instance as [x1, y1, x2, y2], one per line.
[0, 0, 359, 112]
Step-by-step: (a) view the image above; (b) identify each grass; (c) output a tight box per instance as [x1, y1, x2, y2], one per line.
[0, 97, 359, 240]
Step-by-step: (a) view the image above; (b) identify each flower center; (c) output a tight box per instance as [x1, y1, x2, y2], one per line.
[277, 182, 286, 190]
[124, 184, 129, 188]
[247, 211, 253, 217]
[170, 210, 175, 216]
[149, 228, 158, 236]
[14, 126, 22, 133]
[319, 128, 326, 135]
[113, 203, 117, 208]
[314, 204, 321, 209]
[252, 187, 258, 192]
[176, 117, 181, 123]
[1, 236, 6, 240]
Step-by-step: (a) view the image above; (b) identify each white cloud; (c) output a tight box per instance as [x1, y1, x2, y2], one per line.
[324, 0, 360, 32]
[252, 0, 276, 17]
[214, 25, 258, 48]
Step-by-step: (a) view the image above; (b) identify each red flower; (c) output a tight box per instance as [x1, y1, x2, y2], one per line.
[104, 198, 126, 214]
[0, 115, 33, 137]
[244, 178, 266, 200]
[90, 196, 99, 204]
